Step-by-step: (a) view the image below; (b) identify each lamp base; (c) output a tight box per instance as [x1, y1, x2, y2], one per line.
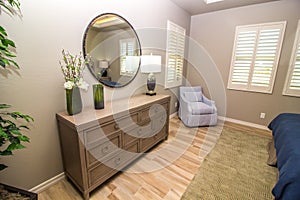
[146, 73, 157, 96]
[146, 91, 156, 96]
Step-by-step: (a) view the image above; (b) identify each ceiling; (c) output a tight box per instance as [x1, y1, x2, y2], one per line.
[170, 0, 278, 15]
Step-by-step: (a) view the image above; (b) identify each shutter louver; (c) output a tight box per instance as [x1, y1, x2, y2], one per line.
[228, 21, 286, 93]
[165, 21, 185, 88]
[290, 46, 300, 90]
[251, 29, 280, 88]
[283, 20, 300, 97]
[231, 30, 256, 86]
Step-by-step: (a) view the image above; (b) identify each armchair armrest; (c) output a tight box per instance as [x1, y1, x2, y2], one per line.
[202, 95, 217, 113]
[179, 95, 193, 114]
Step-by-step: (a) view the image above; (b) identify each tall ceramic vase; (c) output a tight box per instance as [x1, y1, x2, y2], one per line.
[66, 87, 82, 115]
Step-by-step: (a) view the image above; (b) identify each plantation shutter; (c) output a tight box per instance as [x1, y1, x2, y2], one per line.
[120, 38, 135, 75]
[228, 21, 286, 93]
[165, 20, 185, 88]
[230, 29, 257, 87]
[283, 20, 300, 97]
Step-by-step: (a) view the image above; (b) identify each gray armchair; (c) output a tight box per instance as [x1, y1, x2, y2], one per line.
[178, 86, 217, 127]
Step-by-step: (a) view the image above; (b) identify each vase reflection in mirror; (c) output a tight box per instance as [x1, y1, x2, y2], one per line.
[141, 54, 161, 96]
[93, 84, 104, 109]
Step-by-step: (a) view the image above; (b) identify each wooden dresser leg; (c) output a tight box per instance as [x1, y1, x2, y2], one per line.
[83, 191, 89, 200]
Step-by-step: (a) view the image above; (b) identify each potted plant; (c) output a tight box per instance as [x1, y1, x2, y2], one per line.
[59, 50, 89, 115]
[0, 0, 37, 199]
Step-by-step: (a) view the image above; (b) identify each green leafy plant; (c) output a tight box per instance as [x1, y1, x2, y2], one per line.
[0, 0, 20, 69]
[0, 0, 34, 171]
[0, 104, 33, 170]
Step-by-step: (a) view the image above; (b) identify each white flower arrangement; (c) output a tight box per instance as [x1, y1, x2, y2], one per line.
[60, 50, 89, 91]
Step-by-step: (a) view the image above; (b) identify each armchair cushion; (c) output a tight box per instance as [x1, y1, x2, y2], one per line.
[190, 102, 215, 115]
[184, 91, 202, 102]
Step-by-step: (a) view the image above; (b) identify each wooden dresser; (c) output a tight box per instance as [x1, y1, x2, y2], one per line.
[56, 94, 170, 199]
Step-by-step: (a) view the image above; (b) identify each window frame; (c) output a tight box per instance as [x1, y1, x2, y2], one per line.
[283, 20, 300, 97]
[227, 21, 286, 94]
[165, 20, 186, 89]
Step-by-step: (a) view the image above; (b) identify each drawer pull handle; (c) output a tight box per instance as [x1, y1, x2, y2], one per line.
[115, 157, 121, 165]
[137, 129, 142, 135]
[102, 146, 109, 154]
[114, 124, 119, 130]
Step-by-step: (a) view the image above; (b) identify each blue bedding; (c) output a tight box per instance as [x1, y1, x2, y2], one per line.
[268, 113, 300, 200]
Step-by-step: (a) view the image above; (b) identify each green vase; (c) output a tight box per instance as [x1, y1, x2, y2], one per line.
[66, 87, 82, 115]
[93, 84, 104, 109]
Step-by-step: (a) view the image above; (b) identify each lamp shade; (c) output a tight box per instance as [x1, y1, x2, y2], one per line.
[98, 60, 109, 68]
[140, 55, 161, 73]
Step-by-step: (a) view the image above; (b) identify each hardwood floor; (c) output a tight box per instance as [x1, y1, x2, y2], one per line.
[39, 117, 271, 200]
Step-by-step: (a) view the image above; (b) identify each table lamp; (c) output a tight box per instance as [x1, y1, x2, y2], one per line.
[98, 60, 109, 77]
[141, 54, 161, 96]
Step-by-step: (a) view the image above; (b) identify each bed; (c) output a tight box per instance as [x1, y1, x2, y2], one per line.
[268, 113, 300, 200]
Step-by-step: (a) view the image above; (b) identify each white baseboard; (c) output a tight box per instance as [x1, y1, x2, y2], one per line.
[170, 112, 178, 119]
[29, 172, 65, 193]
[218, 116, 268, 130]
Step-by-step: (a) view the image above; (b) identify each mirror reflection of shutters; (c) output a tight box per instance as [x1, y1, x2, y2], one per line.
[120, 38, 135, 75]
[165, 21, 185, 89]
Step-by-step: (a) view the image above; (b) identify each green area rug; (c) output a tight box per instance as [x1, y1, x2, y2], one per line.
[181, 128, 278, 200]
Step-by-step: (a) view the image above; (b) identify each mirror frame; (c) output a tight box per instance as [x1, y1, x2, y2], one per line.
[82, 13, 142, 88]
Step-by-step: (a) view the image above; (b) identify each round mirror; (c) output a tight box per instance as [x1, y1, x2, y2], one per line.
[83, 13, 141, 88]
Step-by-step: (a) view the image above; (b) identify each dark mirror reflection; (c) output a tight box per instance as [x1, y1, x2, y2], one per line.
[83, 13, 141, 88]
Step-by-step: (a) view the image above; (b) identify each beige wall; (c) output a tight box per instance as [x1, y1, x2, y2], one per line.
[0, 0, 190, 189]
[188, 0, 300, 126]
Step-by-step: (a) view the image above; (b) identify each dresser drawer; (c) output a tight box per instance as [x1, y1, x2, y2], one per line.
[140, 102, 169, 122]
[84, 112, 138, 146]
[86, 131, 122, 168]
[88, 158, 118, 187]
[151, 113, 167, 133]
[116, 112, 139, 128]
[123, 123, 151, 146]
[140, 125, 167, 152]
[88, 148, 137, 187]
[125, 139, 139, 153]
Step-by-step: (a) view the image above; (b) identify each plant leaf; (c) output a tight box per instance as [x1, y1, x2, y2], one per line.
[19, 125, 29, 129]
[0, 59, 5, 68]
[0, 150, 12, 156]
[0, 164, 8, 171]
[0, 104, 11, 109]
[7, 143, 25, 151]
[0, 26, 8, 36]
[0, 127, 9, 139]
[10, 112, 34, 122]
[10, 128, 21, 136]
[3, 38, 16, 48]
[18, 135, 29, 142]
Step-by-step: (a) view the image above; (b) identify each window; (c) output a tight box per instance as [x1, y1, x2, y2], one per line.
[228, 21, 286, 93]
[120, 38, 136, 76]
[165, 20, 186, 88]
[283, 20, 300, 97]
